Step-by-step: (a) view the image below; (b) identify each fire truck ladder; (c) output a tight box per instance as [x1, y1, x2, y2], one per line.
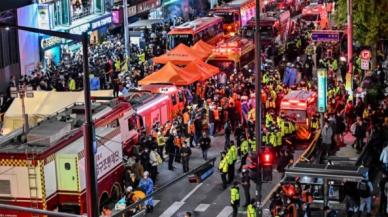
[26, 151, 40, 214]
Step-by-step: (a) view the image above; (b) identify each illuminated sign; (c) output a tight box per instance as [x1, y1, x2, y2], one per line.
[69, 23, 90, 35]
[39, 0, 55, 3]
[38, 4, 50, 30]
[317, 68, 327, 113]
[91, 16, 112, 30]
[311, 30, 340, 42]
[40, 36, 62, 50]
[127, 0, 161, 17]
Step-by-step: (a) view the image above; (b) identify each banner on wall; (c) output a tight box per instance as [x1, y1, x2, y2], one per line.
[38, 4, 51, 29]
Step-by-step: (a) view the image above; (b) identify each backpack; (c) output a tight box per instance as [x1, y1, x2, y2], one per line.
[357, 180, 371, 198]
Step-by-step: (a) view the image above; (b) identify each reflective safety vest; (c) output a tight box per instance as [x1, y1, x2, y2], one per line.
[247, 204, 256, 217]
[311, 119, 319, 129]
[226, 151, 234, 165]
[68, 79, 76, 91]
[277, 117, 285, 136]
[229, 146, 238, 162]
[219, 158, 228, 173]
[265, 114, 273, 127]
[288, 122, 295, 133]
[275, 131, 282, 147]
[248, 139, 256, 152]
[241, 140, 249, 155]
[262, 133, 268, 144]
[230, 187, 240, 203]
[269, 133, 276, 147]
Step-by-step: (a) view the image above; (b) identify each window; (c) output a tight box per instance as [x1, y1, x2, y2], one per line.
[178, 92, 184, 102]
[108, 119, 120, 128]
[128, 117, 137, 131]
[0, 180, 11, 195]
[171, 95, 177, 105]
[64, 162, 71, 170]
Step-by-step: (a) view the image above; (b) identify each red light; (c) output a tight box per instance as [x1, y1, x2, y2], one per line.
[261, 148, 274, 166]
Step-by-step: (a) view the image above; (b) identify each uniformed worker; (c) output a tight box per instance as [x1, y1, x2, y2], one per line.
[247, 199, 256, 217]
[239, 138, 250, 172]
[230, 182, 240, 217]
[219, 152, 228, 189]
[226, 144, 235, 184]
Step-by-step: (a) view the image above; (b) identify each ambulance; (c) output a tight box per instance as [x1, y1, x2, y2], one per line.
[280, 90, 317, 140]
[301, 3, 328, 29]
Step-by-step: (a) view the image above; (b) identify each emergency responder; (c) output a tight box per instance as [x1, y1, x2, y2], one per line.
[247, 199, 256, 217]
[180, 142, 192, 173]
[219, 152, 229, 189]
[239, 137, 250, 172]
[230, 182, 240, 217]
[227, 142, 237, 183]
[311, 114, 319, 131]
[241, 169, 251, 207]
[157, 132, 166, 161]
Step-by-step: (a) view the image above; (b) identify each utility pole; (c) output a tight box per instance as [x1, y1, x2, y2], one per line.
[123, 0, 130, 59]
[346, 0, 353, 95]
[254, 0, 263, 216]
[82, 32, 99, 217]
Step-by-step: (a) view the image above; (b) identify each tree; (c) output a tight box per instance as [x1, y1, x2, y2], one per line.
[334, 0, 388, 61]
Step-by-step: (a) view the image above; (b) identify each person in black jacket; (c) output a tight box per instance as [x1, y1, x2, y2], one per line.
[199, 132, 211, 160]
[165, 134, 175, 171]
[354, 116, 366, 153]
[180, 142, 192, 173]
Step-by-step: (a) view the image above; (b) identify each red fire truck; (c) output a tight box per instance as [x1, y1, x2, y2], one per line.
[121, 90, 177, 133]
[167, 17, 224, 49]
[244, 10, 292, 47]
[208, 0, 256, 35]
[0, 102, 138, 216]
[301, 3, 329, 29]
[207, 36, 255, 72]
[280, 90, 317, 140]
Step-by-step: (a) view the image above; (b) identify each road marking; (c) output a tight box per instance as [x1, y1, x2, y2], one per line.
[154, 200, 160, 206]
[159, 201, 185, 217]
[194, 203, 210, 212]
[180, 183, 203, 202]
[216, 206, 233, 217]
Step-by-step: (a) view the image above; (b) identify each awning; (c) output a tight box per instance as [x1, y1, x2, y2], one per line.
[153, 43, 208, 65]
[139, 62, 201, 86]
[2, 90, 113, 133]
[128, 19, 164, 29]
[184, 59, 220, 81]
[192, 40, 214, 56]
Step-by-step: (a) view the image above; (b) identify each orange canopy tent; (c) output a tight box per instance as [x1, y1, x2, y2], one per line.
[184, 59, 220, 81]
[139, 62, 201, 86]
[153, 43, 208, 65]
[192, 40, 214, 56]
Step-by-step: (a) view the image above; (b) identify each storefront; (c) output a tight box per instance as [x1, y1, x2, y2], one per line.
[35, 0, 112, 65]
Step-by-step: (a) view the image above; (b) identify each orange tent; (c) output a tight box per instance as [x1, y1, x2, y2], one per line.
[192, 40, 214, 56]
[153, 43, 208, 65]
[184, 59, 220, 81]
[139, 62, 201, 86]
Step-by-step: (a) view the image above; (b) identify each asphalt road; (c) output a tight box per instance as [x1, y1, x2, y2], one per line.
[143, 135, 303, 217]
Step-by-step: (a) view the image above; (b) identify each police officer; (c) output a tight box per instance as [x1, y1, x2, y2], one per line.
[247, 199, 256, 217]
[226, 143, 236, 184]
[219, 152, 228, 189]
[241, 169, 251, 207]
[230, 182, 240, 217]
[239, 137, 250, 172]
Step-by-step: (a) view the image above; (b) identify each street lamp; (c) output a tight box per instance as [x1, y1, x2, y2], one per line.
[10, 84, 34, 133]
